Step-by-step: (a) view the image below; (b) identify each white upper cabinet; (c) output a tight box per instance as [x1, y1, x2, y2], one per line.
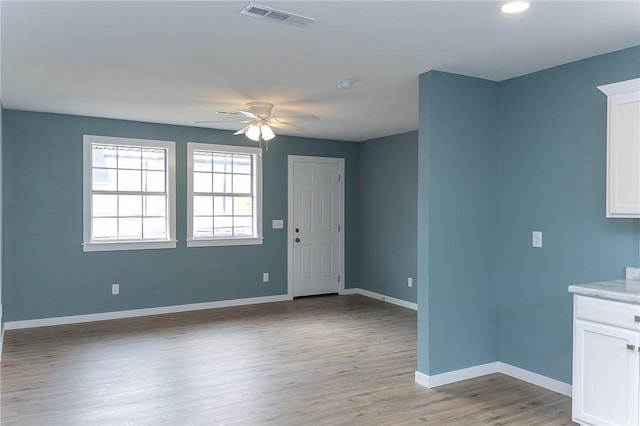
[598, 78, 640, 218]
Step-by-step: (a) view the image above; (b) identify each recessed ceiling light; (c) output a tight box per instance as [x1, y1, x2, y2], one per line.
[501, 1, 530, 14]
[337, 80, 353, 89]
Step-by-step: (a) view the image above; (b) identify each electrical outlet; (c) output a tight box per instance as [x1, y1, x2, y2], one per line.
[111, 283, 120, 295]
[263, 273, 269, 283]
[408, 277, 413, 288]
[532, 231, 542, 248]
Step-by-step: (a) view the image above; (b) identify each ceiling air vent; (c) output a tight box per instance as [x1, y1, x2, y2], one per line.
[240, 3, 315, 28]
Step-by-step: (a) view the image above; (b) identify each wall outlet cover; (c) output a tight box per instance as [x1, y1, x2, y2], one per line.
[532, 231, 543, 248]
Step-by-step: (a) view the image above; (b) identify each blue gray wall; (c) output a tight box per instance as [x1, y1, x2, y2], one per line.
[358, 131, 417, 303]
[417, 71, 499, 375]
[497, 46, 640, 383]
[2, 110, 359, 321]
[417, 46, 640, 383]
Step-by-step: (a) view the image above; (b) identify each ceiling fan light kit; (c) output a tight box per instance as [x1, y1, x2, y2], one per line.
[197, 102, 318, 151]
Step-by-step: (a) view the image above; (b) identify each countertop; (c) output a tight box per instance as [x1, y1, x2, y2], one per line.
[569, 279, 640, 304]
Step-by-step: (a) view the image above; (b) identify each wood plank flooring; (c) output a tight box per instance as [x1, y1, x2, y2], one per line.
[0, 295, 574, 425]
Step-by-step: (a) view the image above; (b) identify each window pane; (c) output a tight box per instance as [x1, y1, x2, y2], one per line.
[213, 173, 231, 193]
[194, 172, 212, 193]
[234, 227, 253, 237]
[118, 147, 141, 169]
[93, 218, 117, 239]
[119, 218, 142, 239]
[93, 168, 117, 191]
[118, 170, 142, 191]
[92, 146, 117, 168]
[193, 196, 213, 216]
[233, 174, 251, 194]
[143, 170, 165, 192]
[142, 149, 165, 171]
[214, 196, 233, 215]
[143, 217, 167, 239]
[193, 216, 213, 238]
[144, 195, 166, 217]
[233, 216, 253, 228]
[119, 195, 142, 217]
[213, 153, 232, 173]
[214, 227, 232, 237]
[233, 155, 252, 174]
[93, 194, 117, 217]
[213, 216, 232, 229]
[234, 197, 253, 216]
[194, 152, 212, 172]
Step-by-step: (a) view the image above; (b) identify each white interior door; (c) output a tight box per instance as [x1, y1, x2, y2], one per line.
[288, 156, 344, 297]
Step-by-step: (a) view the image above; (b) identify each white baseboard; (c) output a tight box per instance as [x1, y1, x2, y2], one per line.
[415, 362, 572, 397]
[0, 303, 3, 361]
[342, 288, 417, 310]
[4, 294, 292, 330]
[498, 362, 572, 397]
[415, 362, 499, 388]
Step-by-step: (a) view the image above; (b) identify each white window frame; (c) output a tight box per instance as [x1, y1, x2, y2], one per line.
[186, 142, 263, 247]
[82, 135, 177, 252]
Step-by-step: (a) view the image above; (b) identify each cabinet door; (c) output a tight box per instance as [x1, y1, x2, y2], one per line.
[573, 320, 640, 426]
[600, 80, 640, 218]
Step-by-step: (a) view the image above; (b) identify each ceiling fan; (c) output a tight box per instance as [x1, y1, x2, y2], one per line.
[196, 102, 318, 150]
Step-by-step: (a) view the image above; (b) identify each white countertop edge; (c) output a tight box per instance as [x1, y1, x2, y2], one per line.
[569, 279, 640, 304]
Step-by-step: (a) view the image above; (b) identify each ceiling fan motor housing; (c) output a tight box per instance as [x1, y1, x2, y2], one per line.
[247, 102, 274, 118]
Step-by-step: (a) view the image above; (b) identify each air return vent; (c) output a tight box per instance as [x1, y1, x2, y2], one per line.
[240, 3, 315, 28]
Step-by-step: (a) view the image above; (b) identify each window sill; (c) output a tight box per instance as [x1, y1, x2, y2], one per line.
[83, 240, 177, 252]
[186, 237, 263, 248]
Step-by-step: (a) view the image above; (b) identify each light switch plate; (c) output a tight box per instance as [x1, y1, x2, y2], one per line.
[272, 219, 284, 229]
[532, 231, 542, 248]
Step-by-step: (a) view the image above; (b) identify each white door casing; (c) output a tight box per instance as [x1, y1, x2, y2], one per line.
[288, 156, 344, 297]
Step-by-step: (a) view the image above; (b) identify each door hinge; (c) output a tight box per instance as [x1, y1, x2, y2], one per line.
[338, 174, 341, 182]
[338, 274, 341, 283]
[338, 224, 341, 232]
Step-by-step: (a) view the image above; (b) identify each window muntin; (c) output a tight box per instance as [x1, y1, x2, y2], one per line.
[187, 143, 262, 247]
[83, 135, 176, 252]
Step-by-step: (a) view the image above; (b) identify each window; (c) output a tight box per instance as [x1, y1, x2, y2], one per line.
[187, 143, 262, 247]
[83, 135, 176, 252]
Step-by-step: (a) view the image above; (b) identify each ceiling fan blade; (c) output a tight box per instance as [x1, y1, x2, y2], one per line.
[268, 121, 307, 132]
[271, 114, 318, 123]
[233, 123, 254, 135]
[237, 110, 258, 119]
[195, 119, 252, 124]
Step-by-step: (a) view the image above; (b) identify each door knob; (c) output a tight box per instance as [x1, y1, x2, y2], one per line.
[295, 237, 301, 243]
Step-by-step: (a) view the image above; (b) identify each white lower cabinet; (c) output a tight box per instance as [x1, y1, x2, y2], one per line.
[572, 295, 640, 426]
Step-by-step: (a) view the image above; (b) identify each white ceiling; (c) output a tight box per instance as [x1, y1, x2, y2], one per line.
[2, 1, 639, 142]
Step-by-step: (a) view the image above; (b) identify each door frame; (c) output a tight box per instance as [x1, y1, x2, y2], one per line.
[287, 155, 345, 298]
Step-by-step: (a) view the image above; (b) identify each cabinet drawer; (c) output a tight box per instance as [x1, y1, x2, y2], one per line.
[575, 295, 640, 330]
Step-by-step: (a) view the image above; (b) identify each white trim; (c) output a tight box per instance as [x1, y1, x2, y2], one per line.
[498, 362, 572, 397]
[415, 362, 499, 388]
[598, 78, 640, 96]
[82, 135, 177, 252]
[82, 240, 177, 252]
[4, 294, 291, 330]
[344, 288, 417, 310]
[0, 303, 3, 361]
[287, 155, 345, 298]
[186, 142, 263, 247]
[414, 362, 572, 397]
[186, 237, 263, 247]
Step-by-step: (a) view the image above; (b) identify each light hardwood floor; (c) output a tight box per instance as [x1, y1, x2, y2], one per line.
[1, 295, 574, 425]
